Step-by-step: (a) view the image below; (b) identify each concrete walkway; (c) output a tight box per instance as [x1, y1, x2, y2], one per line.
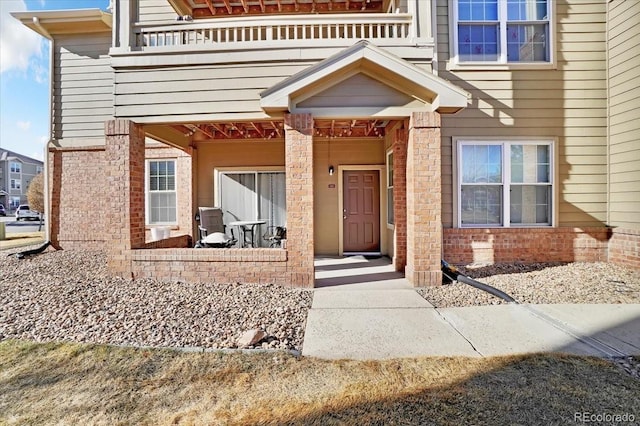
[303, 256, 640, 360]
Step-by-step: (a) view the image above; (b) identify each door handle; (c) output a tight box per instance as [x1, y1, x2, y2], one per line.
[343, 215, 347, 220]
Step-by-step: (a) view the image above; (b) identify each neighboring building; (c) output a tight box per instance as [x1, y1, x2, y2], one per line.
[0, 149, 44, 212]
[12, 0, 640, 287]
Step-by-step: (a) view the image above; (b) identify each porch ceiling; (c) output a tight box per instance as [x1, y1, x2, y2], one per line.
[147, 118, 393, 148]
[178, 118, 391, 139]
[169, 0, 387, 18]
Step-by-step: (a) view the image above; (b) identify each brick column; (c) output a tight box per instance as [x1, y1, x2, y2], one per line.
[48, 150, 62, 249]
[284, 113, 315, 287]
[405, 112, 442, 286]
[393, 128, 408, 272]
[105, 119, 145, 278]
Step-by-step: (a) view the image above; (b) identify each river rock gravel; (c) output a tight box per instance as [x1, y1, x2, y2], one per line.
[0, 248, 312, 351]
[417, 262, 640, 308]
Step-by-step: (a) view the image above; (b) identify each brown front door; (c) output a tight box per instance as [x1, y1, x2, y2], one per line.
[343, 170, 380, 252]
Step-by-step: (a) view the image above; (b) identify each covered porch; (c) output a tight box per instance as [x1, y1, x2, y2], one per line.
[105, 42, 468, 287]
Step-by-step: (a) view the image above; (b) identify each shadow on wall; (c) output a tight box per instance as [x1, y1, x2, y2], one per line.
[437, 0, 610, 265]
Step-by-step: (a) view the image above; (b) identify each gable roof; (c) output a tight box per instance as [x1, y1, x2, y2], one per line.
[0, 149, 44, 166]
[260, 41, 470, 115]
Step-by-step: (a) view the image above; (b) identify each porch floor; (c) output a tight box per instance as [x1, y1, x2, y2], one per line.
[313, 255, 409, 289]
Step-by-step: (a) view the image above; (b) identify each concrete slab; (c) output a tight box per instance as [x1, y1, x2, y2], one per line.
[313, 255, 411, 289]
[302, 308, 480, 359]
[312, 289, 433, 309]
[436, 305, 600, 357]
[532, 304, 640, 356]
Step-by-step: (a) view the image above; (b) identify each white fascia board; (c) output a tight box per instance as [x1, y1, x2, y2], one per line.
[11, 9, 112, 38]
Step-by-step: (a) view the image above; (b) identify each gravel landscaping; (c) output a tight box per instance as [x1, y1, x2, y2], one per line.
[2, 247, 639, 359]
[417, 262, 640, 308]
[0, 248, 312, 351]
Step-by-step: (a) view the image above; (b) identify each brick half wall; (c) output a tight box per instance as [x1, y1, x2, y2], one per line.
[443, 227, 610, 265]
[131, 248, 291, 286]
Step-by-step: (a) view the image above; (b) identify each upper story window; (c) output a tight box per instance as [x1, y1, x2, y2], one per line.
[10, 179, 21, 190]
[10, 162, 21, 173]
[453, 0, 551, 64]
[36, 166, 43, 174]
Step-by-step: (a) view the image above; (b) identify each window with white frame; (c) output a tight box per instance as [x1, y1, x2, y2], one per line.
[217, 170, 286, 247]
[36, 165, 43, 174]
[458, 140, 553, 227]
[386, 150, 394, 226]
[10, 179, 21, 190]
[10, 162, 21, 173]
[146, 160, 177, 224]
[453, 0, 551, 63]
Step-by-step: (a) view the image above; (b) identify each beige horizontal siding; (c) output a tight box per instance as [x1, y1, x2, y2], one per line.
[437, 0, 609, 228]
[608, 0, 640, 235]
[53, 33, 113, 141]
[138, 0, 178, 23]
[114, 63, 314, 122]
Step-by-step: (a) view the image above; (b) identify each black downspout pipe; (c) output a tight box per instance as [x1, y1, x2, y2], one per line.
[441, 260, 518, 304]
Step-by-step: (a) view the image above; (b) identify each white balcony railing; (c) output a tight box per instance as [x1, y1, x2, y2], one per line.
[134, 14, 413, 50]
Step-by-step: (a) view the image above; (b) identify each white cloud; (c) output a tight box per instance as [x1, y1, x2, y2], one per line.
[39, 135, 48, 145]
[31, 151, 44, 161]
[16, 120, 31, 131]
[0, 0, 44, 74]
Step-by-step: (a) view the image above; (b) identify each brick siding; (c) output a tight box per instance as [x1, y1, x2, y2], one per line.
[392, 128, 407, 272]
[443, 227, 610, 265]
[48, 147, 108, 250]
[608, 228, 640, 269]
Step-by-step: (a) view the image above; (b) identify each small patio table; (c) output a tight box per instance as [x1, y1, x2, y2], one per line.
[229, 220, 267, 248]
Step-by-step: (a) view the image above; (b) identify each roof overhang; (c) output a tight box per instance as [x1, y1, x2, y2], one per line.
[260, 41, 470, 116]
[11, 9, 112, 39]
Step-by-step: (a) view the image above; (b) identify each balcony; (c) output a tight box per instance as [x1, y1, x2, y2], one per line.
[133, 13, 414, 52]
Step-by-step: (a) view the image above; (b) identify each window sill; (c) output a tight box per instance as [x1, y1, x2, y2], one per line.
[146, 225, 179, 230]
[459, 225, 553, 229]
[446, 61, 557, 72]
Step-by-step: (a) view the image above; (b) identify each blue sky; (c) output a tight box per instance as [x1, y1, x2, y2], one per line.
[0, 0, 109, 161]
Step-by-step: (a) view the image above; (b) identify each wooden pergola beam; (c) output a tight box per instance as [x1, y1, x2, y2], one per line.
[221, 0, 233, 14]
[195, 124, 215, 139]
[251, 122, 265, 138]
[203, 0, 216, 15]
[211, 123, 231, 138]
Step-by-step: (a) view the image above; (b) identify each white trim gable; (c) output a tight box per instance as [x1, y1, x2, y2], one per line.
[260, 41, 470, 116]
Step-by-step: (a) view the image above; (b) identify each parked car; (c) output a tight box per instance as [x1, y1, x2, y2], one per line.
[15, 204, 40, 221]
[0, 204, 6, 216]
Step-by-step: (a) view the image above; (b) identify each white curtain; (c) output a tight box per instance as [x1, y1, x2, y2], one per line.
[219, 172, 286, 247]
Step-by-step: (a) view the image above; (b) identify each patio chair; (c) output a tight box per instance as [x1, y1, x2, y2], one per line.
[263, 226, 287, 248]
[196, 207, 236, 248]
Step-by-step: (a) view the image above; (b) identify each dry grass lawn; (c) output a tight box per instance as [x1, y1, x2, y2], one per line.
[1, 340, 638, 425]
